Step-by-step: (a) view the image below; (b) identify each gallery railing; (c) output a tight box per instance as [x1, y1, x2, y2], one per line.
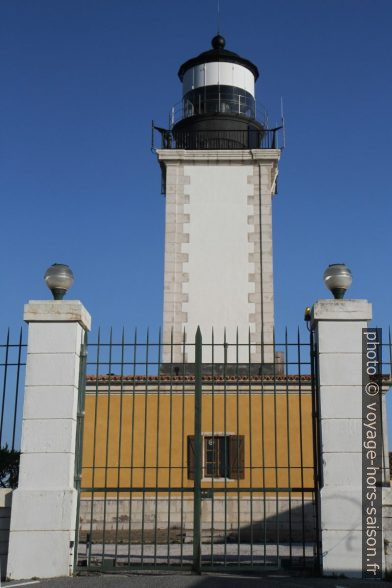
[151, 124, 282, 151]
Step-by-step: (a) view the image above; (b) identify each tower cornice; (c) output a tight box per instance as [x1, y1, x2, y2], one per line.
[156, 149, 281, 163]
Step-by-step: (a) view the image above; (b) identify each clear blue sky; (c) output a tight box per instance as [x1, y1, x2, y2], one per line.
[1, 0, 392, 446]
[1, 1, 391, 332]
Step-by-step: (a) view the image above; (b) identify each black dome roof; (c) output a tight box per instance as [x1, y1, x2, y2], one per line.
[177, 35, 259, 81]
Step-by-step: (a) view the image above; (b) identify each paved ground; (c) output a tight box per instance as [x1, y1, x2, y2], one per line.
[2, 573, 392, 588]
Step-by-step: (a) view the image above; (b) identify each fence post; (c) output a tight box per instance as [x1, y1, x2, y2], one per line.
[192, 326, 202, 573]
[311, 299, 372, 578]
[7, 300, 91, 580]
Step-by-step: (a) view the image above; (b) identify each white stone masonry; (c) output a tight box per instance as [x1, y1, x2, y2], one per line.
[312, 299, 372, 578]
[7, 301, 91, 580]
[157, 149, 280, 364]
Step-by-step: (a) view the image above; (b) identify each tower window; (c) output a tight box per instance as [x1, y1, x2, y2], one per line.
[205, 435, 228, 478]
[187, 434, 245, 480]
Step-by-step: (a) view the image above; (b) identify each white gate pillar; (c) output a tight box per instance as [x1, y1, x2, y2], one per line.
[312, 299, 372, 578]
[7, 300, 91, 580]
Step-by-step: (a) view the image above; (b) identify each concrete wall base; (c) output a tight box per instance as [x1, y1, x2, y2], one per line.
[7, 488, 78, 579]
[0, 489, 12, 580]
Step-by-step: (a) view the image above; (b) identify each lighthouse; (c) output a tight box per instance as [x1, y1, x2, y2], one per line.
[155, 35, 281, 368]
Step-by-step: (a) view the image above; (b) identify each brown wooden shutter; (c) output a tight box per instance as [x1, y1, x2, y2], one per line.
[187, 435, 195, 480]
[228, 435, 245, 480]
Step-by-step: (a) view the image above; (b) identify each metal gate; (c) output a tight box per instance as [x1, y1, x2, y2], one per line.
[74, 327, 320, 573]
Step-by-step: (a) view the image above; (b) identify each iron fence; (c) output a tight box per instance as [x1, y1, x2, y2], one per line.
[0, 328, 26, 452]
[75, 328, 321, 573]
[2, 321, 392, 574]
[380, 328, 392, 484]
[382, 328, 392, 379]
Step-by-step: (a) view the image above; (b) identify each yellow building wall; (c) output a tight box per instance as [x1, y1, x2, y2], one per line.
[81, 388, 315, 497]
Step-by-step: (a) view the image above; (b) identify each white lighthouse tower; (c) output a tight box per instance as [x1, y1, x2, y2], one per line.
[155, 35, 280, 368]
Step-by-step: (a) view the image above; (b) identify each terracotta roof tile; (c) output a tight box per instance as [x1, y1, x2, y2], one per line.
[85, 373, 392, 384]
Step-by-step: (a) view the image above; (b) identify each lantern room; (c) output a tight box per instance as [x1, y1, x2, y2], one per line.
[171, 35, 265, 149]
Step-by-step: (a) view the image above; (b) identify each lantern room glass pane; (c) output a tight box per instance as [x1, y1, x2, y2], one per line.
[183, 85, 255, 119]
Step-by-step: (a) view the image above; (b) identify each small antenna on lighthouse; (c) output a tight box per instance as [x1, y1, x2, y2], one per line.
[217, 0, 220, 33]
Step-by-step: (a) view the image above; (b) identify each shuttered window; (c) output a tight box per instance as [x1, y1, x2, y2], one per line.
[228, 435, 245, 479]
[187, 434, 245, 480]
[205, 436, 229, 478]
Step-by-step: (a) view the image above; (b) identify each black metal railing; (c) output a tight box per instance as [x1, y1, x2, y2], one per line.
[75, 328, 320, 573]
[0, 328, 26, 452]
[380, 328, 392, 484]
[152, 124, 282, 151]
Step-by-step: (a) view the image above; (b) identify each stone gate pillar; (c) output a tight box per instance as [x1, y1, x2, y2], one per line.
[311, 299, 372, 577]
[7, 300, 90, 580]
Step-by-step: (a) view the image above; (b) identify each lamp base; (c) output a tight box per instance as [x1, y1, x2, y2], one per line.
[50, 287, 66, 300]
[331, 287, 346, 299]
